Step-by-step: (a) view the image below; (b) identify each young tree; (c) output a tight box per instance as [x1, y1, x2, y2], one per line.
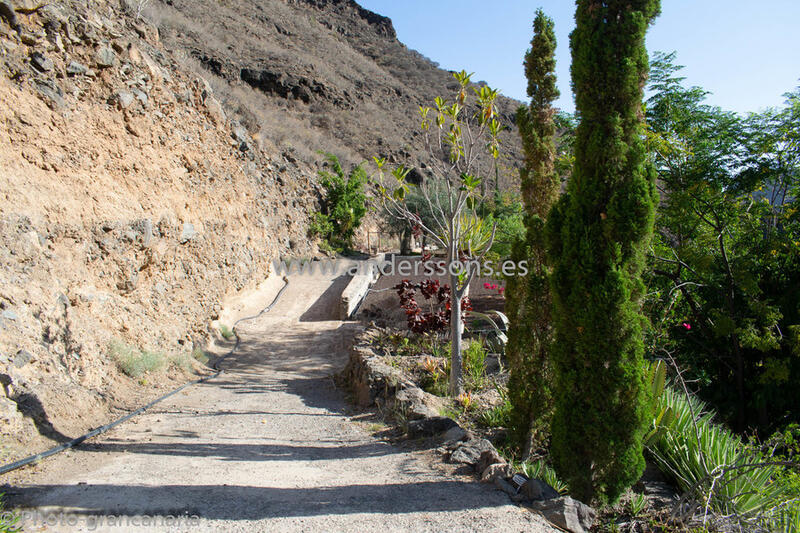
[376, 71, 502, 395]
[505, 9, 560, 454]
[645, 56, 800, 432]
[545, 0, 661, 504]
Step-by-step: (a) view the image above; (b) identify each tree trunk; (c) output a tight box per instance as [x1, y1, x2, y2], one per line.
[449, 280, 464, 396]
[448, 238, 464, 396]
[400, 228, 412, 255]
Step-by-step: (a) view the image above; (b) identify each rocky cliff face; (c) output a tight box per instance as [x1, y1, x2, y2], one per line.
[0, 0, 321, 460]
[0, 0, 523, 462]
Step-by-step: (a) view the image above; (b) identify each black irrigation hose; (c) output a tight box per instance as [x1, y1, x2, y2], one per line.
[0, 278, 290, 476]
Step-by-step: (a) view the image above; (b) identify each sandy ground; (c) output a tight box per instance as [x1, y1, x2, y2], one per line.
[3, 262, 553, 532]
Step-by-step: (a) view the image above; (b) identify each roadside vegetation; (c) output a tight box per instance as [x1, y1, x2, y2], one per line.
[109, 339, 194, 379]
[0, 494, 19, 533]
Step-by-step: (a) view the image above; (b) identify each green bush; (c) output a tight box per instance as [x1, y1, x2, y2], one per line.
[644, 53, 800, 433]
[218, 324, 235, 340]
[307, 212, 334, 240]
[109, 339, 165, 378]
[477, 385, 513, 429]
[315, 153, 367, 251]
[517, 459, 568, 496]
[419, 355, 449, 397]
[191, 346, 209, 365]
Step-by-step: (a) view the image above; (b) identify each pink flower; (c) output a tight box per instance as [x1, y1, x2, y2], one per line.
[483, 282, 491, 289]
[682, 322, 691, 330]
[498, 287, 505, 295]
[490, 284, 498, 290]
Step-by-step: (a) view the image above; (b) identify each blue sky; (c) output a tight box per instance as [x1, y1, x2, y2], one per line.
[357, 0, 800, 115]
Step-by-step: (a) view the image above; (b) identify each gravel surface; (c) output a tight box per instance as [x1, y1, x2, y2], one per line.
[4, 263, 553, 532]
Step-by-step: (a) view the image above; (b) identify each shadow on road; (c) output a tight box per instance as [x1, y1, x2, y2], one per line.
[8, 480, 507, 520]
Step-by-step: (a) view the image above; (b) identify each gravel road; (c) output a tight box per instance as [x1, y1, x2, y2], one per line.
[5, 264, 554, 532]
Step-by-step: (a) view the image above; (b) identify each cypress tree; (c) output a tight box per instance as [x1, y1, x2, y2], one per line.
[545, 0, 661, 504]
[506, 9, 560, 453]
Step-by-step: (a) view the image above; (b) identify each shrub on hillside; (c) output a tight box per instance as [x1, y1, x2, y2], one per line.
[313, 153, 367, 252]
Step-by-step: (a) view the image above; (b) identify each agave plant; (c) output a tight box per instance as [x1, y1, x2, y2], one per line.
[645, 360, 796, 529]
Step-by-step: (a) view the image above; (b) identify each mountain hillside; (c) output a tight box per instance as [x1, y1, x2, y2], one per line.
[0, 0, 523, 462]
[146, 0, 524, 183]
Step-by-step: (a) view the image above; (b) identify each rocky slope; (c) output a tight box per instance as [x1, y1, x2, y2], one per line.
[145, 0, 524, 184]
[0, 0, 524, 464]
[0, 0, 320, 461]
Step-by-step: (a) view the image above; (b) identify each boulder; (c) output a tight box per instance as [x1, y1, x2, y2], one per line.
[449, 438, 494, 466]
[441, 425, 468, 443]
[394, 386, 437, 420]
[480, 462, 514, 483]
[521, 478, 560, 501]
[494, 476, 527, 503]
[530, 496, 596, 533]
[475, 448, 505, 474]
[407, 416, 458, 438]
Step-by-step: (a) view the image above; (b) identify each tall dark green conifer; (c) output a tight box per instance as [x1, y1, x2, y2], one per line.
[506, 9, 560, 453]
[545, 0, 661, 503]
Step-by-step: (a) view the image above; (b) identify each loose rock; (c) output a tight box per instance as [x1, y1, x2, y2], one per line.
[0, 1, 18, 29]
[13, 349, 32, 368]
[95, 46, 117, 68]
[179, 222, 196, 244]
[30, 51, 53, 72]
[480, 463, 514, 483]
[530, 496, 596, 533]
[115, 90, 134, 109]
[66, 60, 88, 76]
[475, 448, 505, 474]
[521, 478, 560, 501]
[33, 78, 64, 108]
[13, 0, 47, 13]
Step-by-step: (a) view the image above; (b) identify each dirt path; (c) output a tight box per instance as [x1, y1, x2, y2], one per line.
[5, 264, 553, 532]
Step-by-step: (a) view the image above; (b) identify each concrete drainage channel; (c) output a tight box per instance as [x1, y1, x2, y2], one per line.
[338, 328, 597, 533]
[0, 278, 290, 476]
[338, 254, 384, 320]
